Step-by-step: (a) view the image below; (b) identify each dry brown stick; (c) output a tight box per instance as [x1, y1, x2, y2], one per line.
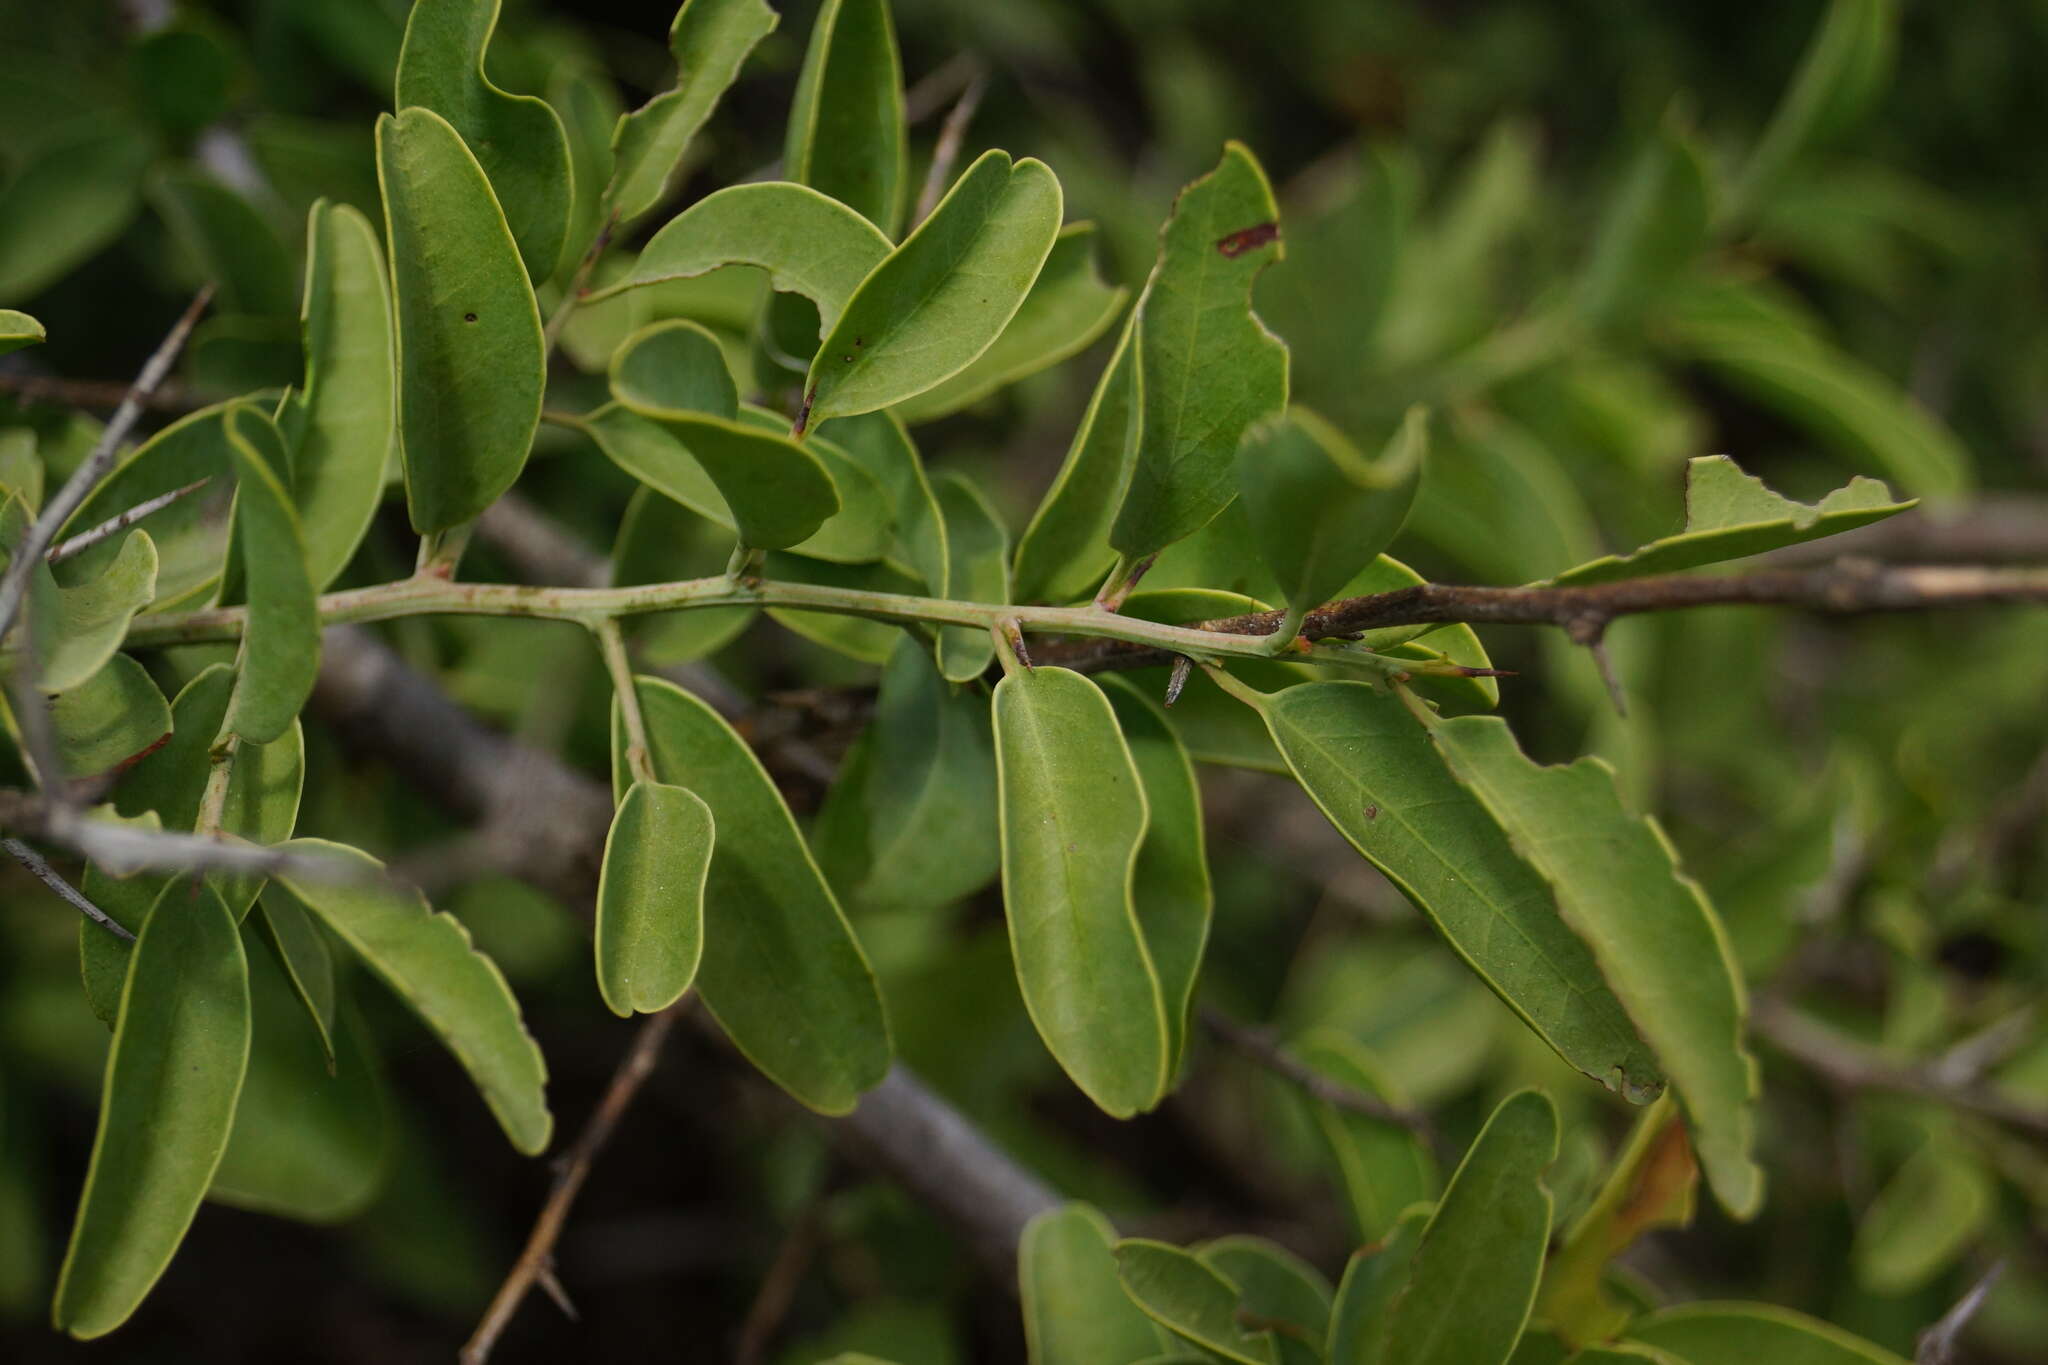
[1751, 997, 2048, 1143]
[3, 837, 133, 940]
[1037, 561, 2048, 675]
[732, 1194, 829, 1365]
[47, 476, 212, 563]
[0, 371, 199, 413]
[460, 1005, 684, 1365]
[1200, 1006, 1432, 1136]
[912, 65, 989, 225]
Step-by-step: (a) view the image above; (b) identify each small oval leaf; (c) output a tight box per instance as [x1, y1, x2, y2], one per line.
[596, 780, 714, 1017]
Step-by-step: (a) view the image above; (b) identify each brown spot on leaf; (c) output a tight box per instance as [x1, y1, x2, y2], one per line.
[1364, 804, 1378, 821]
[1215, 221, 1280, 257]
[463, 312, 478, 323]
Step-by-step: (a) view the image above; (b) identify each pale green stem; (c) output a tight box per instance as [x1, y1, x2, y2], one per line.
[592, 618, 657, 787]
[417, 520, 477, 580]
[1198, 660, 1268, 709]
[194, 733, 240, 838]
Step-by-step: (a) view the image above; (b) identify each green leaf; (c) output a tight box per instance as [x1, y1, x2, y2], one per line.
[1100, 677, 1210, 1074]
[1326, 1206, 1430, 1365]
[274, 838, 552, 1154]
[803, 150, 1064, 429]
[1735, 0, 1900, 217]
[621, 414, 838, 552]
[620, 677, 890, 1113]
[817, 410, 949, 595]
[596, 781, 714, 1017]
[1550, 456, 1913, 587]
[395, 0, 574, 279]
[1251, 681, 1661, 1097]
[933, 472, 1010, 682]
[606, 0, 778, 224]
[784, 0, 907, 235]
[587, 182, 892, 336]
[224, 407, 320, 744]
[611, 487, 756, 664]
[0, 427, 41, 508]
[254, 892, 339, 1071]
[1629, 1303, 1908, 1365]
[547, 64, 620, 286]
[609, 316, 741, 417]
[814, 636, 998, 917]
[1, 498, 159, 695]
[52, 882, 250, 1339]
[1418, 710, 1762, 1217]
[993, 666, 1168, 1117]
[1668, 299, 1969, 500]
[56, 404, 236, 612]
[377, 106, 547, 533]
[1238, 405, 1425, 626]
[1577, 115, 1712, 330]
[1020, 1203, 1168, 1365]
[894, 223, 1129, 423]
[279, 200, 398, 590]
[0, 118, 151, 298]
[0, 309, 46, 356]
[1850, 1132, 1995, 1294]
[1377, 1089, 1557, 1365]
[1012, 314, 1139, 604]
[1197, 1237, 1332, 1365]
[209, 940, 387, 1223]
[151, 169, 298, 318]
[47, 654, 170, 780]
[1113, 1239, 1278, 1365]
[1335, 555, 1499, 713]
[1109, 142, 1289, 564]
[1289, 1030, 1434, 1243]
[734, 405, 892, 563]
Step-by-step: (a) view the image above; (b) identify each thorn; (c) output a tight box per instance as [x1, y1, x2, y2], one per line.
[1003, 619, 1033, 670]
[1569, 617, 1628, 718]
[535, 1263, 580, 1322]
[1165, 656, 1192, 706]
[1916, 1261, 2003, 1364]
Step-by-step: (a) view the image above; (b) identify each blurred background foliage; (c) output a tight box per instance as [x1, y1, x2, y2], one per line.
[1, 0, 2046, 1361]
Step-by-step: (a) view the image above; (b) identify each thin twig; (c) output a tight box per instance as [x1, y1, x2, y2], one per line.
[1915, 1260, 2004, 1364]
[733, 1194, 829, 1365]
[904, 52, 985, 125]
[1200, 1006, 1432, 1136]
[1752, 997, 2048, 1142]
[912, 67, 989, 225]
[0, 371, 199, 414]
[461, 1006, 682, 1365]
[0, 285, 212, 646]
[0, 789, 365, 884]
[46, 477, 212, 564]
[3, 837, 133, 940]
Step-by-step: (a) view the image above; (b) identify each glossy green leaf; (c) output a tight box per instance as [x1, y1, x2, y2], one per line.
[611, 487, 756, 664]
[1577, 116, 1711, 330]
[254, 891, 339, 1071]
[1326, 1206, 1430, 1365]
[274, 839, 552, 1155]
[1376, 1089, 1557, 1365]
[395, 0, 573, 278]
[619, 677, 890, 1113]
[814, 635, 998, 917]
[1110, 143, 1289, 563]
[279, 200, 397, 590]
[377, 106, 547, 532]
[1419, 710, 1761, 1216]
[1238, 405, 1425, 625]
[1198, 1237, 1332, 1365]
[47, 654, 170, 780]
[595, 781, 714, 1017]
[1020, 1204, 1167, 1365]
[1290, 1030, 1434, 1243]
[52, 882, 249, 1340]
[895, 223, 1129, 423]
[151, 169, 297, 318]
[588, 183, 892, 336]
[1551, 456, 1912, 586]
[1735, 0, 1900, 215]
[734, 404, 892, 563]
[606, 0, 778, 224]
[0, 119, 151, 298]
[629, 412, 837, 551]
[993, 666, 1168, 1117]
[933, 471, 1009, 681]
[57, 404, 237, 612]
[784, 0, 907, 234]
[1113, 1239, 1278, 1365]
[2, 497, 159, 695]
[0, 309, 46, 356]
[1100, 677, 1210, 1074]
[1012, 314, 1138, 604]
[1252, 681, 1661, 1098]
[223, 407, 320, 744]
[803, 150, 1064, 428]
[1629, 1303, 1908, 1365]
[209, 940, 386, 1222]
[817, 409, 949, 595]
[609, 315, 740, 418]
[1850, 1133, 1994, 1294]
